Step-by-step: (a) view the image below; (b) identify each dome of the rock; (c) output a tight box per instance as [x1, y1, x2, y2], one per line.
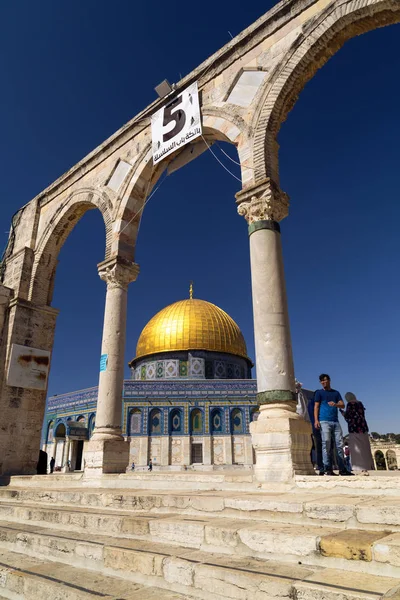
[134, 298, 248, 360]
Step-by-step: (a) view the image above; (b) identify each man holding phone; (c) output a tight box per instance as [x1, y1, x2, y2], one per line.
[314, 374, 352, 476]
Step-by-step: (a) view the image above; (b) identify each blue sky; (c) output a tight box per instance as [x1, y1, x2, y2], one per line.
[0, 1, 399, 434]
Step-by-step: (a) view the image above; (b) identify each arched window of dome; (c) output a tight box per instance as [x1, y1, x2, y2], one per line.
[169, 409, 183, 435]
[77, 415, 86, 423]
[231, 408, 244, 434]
[210, 409, 223, 434]
[190, 409, 203, 435]
[46, 421, 54, 443]
[149, 409, 162, 435]
[129, 409, 142, 436]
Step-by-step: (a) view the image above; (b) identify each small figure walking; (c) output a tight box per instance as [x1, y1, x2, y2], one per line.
[50, 457, 55, 474]
[148, 459, 153, 472]
[131, 461, 135, 471]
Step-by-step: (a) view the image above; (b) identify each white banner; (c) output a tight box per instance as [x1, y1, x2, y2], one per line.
[151, 81, 202, 165]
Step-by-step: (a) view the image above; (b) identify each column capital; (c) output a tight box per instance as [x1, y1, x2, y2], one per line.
[97, 256, 139, 291]
[235, 178, 289, 224]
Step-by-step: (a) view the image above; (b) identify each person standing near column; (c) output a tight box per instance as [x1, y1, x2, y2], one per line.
[314, 374, 352, 476]
[341, 392, 374, 474]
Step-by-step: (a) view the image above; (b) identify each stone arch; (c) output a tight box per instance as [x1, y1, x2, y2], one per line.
[253, 0, 400, 182]
[386, 449, 398, 470]
[374, 449, 387, 470]
[54, 423, 66, 438]
[29, 188, 113, 305]
[113, 111, 253, 260]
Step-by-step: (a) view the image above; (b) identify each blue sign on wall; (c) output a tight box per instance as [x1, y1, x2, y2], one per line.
[100, 354, 108, 372]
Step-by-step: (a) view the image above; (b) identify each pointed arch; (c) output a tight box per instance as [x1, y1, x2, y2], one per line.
[113, 110, 253, 261]
[29, 189, 113, 305]
[231, 408, 244, 434]
[253, 0, 400, 182]
[190, 408, 204, 435]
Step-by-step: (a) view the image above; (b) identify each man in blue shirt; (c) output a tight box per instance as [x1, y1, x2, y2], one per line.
[314, 373, 352, 476]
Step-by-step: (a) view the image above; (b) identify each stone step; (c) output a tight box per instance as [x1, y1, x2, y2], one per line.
[0, 547, 194, 599]
[0, 522, 396, 600]
[0, 502, 398, 577]
[3, 471, 257, 492]
[5, 472, 400, 495]
[1, 486, 400, 531]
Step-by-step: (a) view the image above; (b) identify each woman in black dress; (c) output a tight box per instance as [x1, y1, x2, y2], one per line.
[341, 392, 374, 474]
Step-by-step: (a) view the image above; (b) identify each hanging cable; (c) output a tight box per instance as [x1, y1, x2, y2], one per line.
[201, 135, 242, 183]
[216, 142, 254, 170]
[119, 165, 168, 237]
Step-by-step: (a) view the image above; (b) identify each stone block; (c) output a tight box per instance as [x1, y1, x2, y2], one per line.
[374, 533, 400, 567]
[103, 546, 158, 576]
[204, 518, 243, 548]
[163, 557, 194, 586]
[83, 439, 129, 474]
[149, 517, 205, 548]
[251, 413, 314, 483]
[320, 529, 389, 561]
[295, 568, 400, 600]
[305, 496, 360, 523]
[239, 523, 327, 557]
[356, 499, 400, 527]
[121, 515, 152, 536]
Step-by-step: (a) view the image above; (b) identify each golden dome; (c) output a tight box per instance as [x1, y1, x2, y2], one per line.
[134, 298, 248, 361]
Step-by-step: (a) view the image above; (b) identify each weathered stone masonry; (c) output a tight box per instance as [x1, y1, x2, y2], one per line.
[0, 0, 398, 479]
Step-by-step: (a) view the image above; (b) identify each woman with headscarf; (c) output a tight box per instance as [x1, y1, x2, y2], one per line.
[340, 392, 374, 474]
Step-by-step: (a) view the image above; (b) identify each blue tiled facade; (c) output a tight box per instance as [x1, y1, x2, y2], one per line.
[42, 379, 259, 446]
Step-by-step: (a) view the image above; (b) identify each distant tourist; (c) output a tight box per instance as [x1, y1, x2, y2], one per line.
[148, 459, 153, 472]
[341, 392, 374, 475]
[314, 374, 352, 476]
[131, 461, 135, 471]
[50, 457, 55, 474]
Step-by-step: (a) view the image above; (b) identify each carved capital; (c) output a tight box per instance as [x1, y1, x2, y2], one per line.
[98, 257, 139, 291]
[235, 178, 289, 224]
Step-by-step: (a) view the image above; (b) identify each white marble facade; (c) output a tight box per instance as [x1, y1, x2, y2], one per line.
[128, 435, 253, 468]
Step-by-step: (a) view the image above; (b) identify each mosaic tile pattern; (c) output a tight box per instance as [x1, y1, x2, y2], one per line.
[146, 363, 156, 380]
[165, 360, 179, 378]
[189, 357, 205, 378]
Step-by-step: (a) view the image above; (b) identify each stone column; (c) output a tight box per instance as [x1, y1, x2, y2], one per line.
[52, 440, 57, 459]
[84, 256, 139, 475]
[62, 438, 71, 472]
[236, 179, 313, 483]
[203, 437, 212, 465]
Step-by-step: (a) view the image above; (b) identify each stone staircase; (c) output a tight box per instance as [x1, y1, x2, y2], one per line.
[0, 473, 399, 599]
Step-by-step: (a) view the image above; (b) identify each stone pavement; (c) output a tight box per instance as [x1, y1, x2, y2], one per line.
[0, 471, 399, 599]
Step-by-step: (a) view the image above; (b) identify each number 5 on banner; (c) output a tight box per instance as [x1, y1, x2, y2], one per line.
[151, 82, 202, 165]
